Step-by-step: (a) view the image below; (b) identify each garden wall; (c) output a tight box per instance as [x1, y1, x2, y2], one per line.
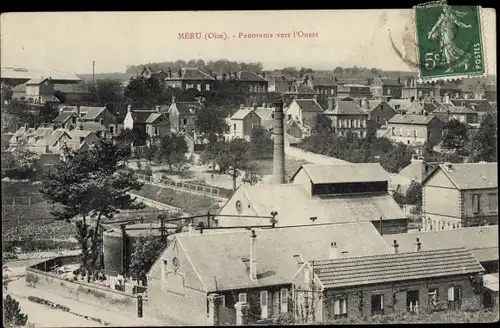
[26, 256, 141, 317]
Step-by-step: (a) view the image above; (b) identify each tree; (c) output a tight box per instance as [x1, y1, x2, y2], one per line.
[405, 181, 422, 206]
[125, 76, 162, 104]
[249, 126, 273, 159]
[128, 235, 167, 285]
[333, 67, 344, 75]
[441, 119, 469, 149]
[156, 133, 188, 173]
[312, 114, 333, 136]
[241, 171, 263, 186]
[4, 142, 41, 180]
[194, 106, 229, 135]
[3, 295, 29, 327]
[54, 89, 67, 103]
[114, 128, 150, 147]
[220, 139, 253, 191]
[466, 112, 497, 162]
[40, 139, 145, 281]
[282, 67, 298, 77]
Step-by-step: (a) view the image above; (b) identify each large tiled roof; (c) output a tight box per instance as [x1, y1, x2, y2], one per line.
[384, 226, 498, 263]
[291, 99, 324, 113]
[168, 67, 215, 81]
[450, 99, 494, 112]
[34, 129, 70, 147]
[130, 110, 158, 124]
[25, 77, 51, 85]
[323, 100, 368, 116]
[53, 111, 77, 123]
[425, 162, 498, 190]
[254, 107, 274, 120]
[224, 183, 406, 227]
[145, 112, 168, 124]
[284, 84, 318, 95]
[1, 67, 81, 82]
[237, 71, 267, 82]
[312, 248, 484, 289]
[336, 77, 368, 86]
[310, 77, 337, 86]
[171, 222, 392, 291]
[292, 163, 389, 184]
[388, 114, 438, 125]
[61, 106, 107, 120]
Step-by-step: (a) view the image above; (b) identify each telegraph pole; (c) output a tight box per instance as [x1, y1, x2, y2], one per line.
[92, 61, 95, 85]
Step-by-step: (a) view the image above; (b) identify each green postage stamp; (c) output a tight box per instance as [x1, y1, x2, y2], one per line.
[414, 1, 485, 81]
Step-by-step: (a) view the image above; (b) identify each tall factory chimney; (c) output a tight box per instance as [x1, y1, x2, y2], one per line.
[273, 101, 286, 184]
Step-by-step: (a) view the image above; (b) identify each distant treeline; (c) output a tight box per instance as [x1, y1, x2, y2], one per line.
[125, 59, 264, 75]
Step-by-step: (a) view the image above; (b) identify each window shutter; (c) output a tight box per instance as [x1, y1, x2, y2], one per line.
[448, 287, 454, 301]
[380, 295, 384, 309]
[334, 300, 340, 315]
[280, 289, 288, 313]
[341, 299, 347, 314]
[239, 293, 247, 303]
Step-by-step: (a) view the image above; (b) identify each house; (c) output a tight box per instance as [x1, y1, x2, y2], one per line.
[164, 67, 216, 92]
[228, 105, 262, 140]
[1, 66, 81, 87]
[437, 83, 463, 99]
[307, 76, 337, 97]
[406, 96, 441, 115]
[336, 84, 371, 99]
[402, 77, 440, 100]
[433, 103, 480, 126]
[322, 99, 369, 138]
[140, 66, 168, 84]
[421, 162, 498, 231]
[53, 83, 91, 103]
[285, 120, 309, 140]
[283, 83, 318, 105]
[58, 105, 118, 137]
[482, 273, 499, 309]
[383, 225, 498, 274]
[216, 163, 409, 234]
[266, 74, 295, 93]
[178, 132, 195, 155]
[254, 105, 276, 132]
[24, 77, 60, 105]
[293, 247, 484, 323]
[216, 71, 269, 105]
[124, 105, 170, 139]
[386, 114, 443, 146]
[450, 99, 495, 123]
[12, 84, 27, 100]
[168, 97, 204, 133]
[146, 222, 393, 325]
[367, 101, 397, 127]
[370, 77, 403, 99]
[285, 99, 324, 129]
[52, 111, 83, 130]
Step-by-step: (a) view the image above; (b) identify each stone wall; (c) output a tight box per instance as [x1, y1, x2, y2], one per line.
[25, 267, 140, 316]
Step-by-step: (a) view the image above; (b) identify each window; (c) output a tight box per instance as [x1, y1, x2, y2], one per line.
[238, 293, 247, 303]
[155, 126, 159, 136]
[350, 119, 354, 128]
[406, 290, 420, 313]
[376, 116, 380, 123]
[488, 194, 497, 211]
[99, 118, 104, 126]
[197, 84, 201, 91]
[280, 289, 289, 313]
[428, 288, 438, 308]
[472, 194, 481, 213]
[387, 88, 391, 95]
[109, 126, 114, 135]
[391, 127, 395, 135]
[183, 118, 187, 125]
[260, 291, 268, 319]
[414, 129, 418, 137]
[205, 84, 210, 91]
[233, 124, 236, 135]
[399, 128, 403, 136]
[162, 260, 168, 279]
[333, 298, 348, 319]
[427, 131, 431, 139]
[72, 116, 77, 124]
[304, 269, 310, 284]
[371, 294, 384, 316]
[447, 286, 461, 310]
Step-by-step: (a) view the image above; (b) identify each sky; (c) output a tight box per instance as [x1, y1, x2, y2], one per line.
[1, 9, 496, 74]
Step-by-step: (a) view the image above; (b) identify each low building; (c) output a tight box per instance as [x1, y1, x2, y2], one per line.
[24, 77, 61, 105]
[146, 222, 392, 325]
[59, 105, 118, 138]
[450, 99, 495, 123]
[124, 105, 170, 139]
[433, 103, 480, 126]
[164, 67, 216, 92]
[483, 273, 499, 309]
[307, 76, 337, 97]
[0, 66, 81, 87]
[216, 163, 409, 234]
[421, 162, 498, 231]
[322, 100, 368, 138]
[293, 247, 484, 323]
[53, 83, 91, 103]
[387, 114, 443, 146]
[228, 105, 262, 140]
[384, 225, 498, 274]
[168, 97, 204, 133]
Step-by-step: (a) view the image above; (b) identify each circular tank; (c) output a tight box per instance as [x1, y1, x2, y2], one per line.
[103, 222, 176, 277]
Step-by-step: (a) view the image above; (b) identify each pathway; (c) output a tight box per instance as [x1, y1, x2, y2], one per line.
[285, 145, 349, 165]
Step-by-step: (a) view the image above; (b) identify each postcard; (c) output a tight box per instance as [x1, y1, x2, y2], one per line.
[1, 4, 498, 327]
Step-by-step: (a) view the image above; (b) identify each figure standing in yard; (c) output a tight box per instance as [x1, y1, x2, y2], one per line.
[428, 4, 472, 73]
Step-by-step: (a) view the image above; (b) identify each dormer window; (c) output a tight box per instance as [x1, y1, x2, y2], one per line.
[72, 116, 77, 124]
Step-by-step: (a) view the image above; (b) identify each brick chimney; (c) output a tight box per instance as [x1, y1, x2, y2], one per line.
[76, 105, 81, 117]
[329, 242, 339, 260]
[127, 105, 132, 113]
[273, 101, 286, 185]
[262, 72, 266, 79]
[415, 238, 422, 252]
[392, 240, 399, 254]
[250, 229, 257, 281]
[252, 103, 258, 111]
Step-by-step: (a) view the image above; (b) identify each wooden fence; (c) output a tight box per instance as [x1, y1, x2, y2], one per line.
[2, 196, 47, 207]
[131, 172, 228, 199]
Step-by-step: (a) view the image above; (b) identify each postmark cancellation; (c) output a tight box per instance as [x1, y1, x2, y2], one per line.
[414, 1, 486, 83]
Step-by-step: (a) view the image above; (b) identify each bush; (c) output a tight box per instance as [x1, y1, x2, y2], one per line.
[4, 167, 36, 180]
[3, 294, 29, 327]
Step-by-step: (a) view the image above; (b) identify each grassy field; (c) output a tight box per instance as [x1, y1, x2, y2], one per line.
[252, 157, 309, 176]
[134, 184, 222, 216]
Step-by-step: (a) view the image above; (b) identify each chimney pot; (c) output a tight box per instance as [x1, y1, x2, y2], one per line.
[415, 238, 422, 252]
[329, 241, 339, 260]
[253, 103, 258, 111]
[393, 240, 399, 254]
[444, 162, 453, 170]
